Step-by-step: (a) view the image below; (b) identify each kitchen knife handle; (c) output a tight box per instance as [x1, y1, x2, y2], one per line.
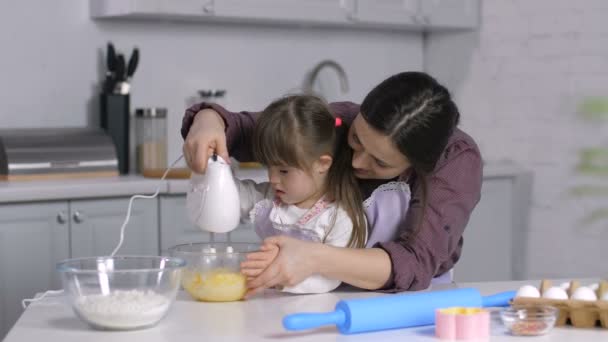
[115, 54, 126, 82]
[106, 42, 116, 72]
[127, 48, 139, 78]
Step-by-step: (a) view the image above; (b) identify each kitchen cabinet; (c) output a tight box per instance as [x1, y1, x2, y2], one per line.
[90, 0, 161, 18]
[69, 198, 159, 258]
[454, 170, 533, 282]
[352, 0, 480, 30]
[91, 0, 348, 25]
[159, 195, 260, 253]
[350, 0, 420, 28]
[0, 202, 69, 340]
[90, 0, 479, 31]
[420, 0, 479, 30]
[211, 0, 348, 25]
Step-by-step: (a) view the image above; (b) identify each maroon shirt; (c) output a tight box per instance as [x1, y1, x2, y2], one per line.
[182, 102, 483, 291]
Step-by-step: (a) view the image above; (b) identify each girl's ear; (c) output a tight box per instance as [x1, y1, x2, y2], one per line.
[315, 155, 333, 174]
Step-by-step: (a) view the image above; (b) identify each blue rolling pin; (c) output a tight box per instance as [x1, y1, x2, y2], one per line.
[283, 288, 516, 334]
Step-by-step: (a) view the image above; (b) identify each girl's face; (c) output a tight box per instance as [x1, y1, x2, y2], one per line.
[267, 157, 331, 208]
[348, 114, 410, 179]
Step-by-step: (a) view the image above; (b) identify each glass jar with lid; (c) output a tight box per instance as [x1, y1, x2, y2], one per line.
[135, 107, 167, 173]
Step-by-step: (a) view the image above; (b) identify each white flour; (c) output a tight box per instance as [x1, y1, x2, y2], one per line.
[74, 290, 170, 329]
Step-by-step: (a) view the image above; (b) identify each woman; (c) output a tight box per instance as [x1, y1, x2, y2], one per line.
[181, 72, 482, 294]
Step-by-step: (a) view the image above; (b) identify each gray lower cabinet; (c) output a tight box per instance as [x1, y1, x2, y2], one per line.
[70, 198, 159, 257]
[0, 202, 69, 340]
[159, 195, 260, 253]
[455, 178, 513, 282]
[454, 173, 533, 282]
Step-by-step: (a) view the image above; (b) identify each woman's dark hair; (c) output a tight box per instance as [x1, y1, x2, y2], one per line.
[253, 95, 366, 248]
[360, 72, 460, 241]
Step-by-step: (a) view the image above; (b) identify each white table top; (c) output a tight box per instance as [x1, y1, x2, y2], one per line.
[5, 280, 607, 342]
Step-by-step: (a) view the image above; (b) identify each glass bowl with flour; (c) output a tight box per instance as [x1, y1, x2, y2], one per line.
[57, 256, 185, 330]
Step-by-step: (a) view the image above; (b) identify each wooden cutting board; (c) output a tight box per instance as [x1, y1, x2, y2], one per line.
[142, 168, 192, 179]
[0, 171, 119, 181]
[141, 162, 264, 179]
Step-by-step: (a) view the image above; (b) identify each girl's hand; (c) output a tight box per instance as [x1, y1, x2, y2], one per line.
[183, 109, 230, 173]
[242, 236, 321, 297]
[241, 243, 279, 278]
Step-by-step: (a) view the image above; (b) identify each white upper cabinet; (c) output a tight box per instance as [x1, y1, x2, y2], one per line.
[156, 0, 214, 16]
[420, 0, 479, 30]
[350, 0, 420, 28]
[90, 0, 479, 31]
[212, 0, 349, 25]
[91, 0, 348, 24]
[90, 0, 162, 18]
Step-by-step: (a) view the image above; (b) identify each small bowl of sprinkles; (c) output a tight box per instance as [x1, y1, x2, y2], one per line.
[500, 305, 559, 336]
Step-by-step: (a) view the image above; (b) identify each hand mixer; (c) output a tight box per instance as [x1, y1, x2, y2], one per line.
[187, 154, 242, 241]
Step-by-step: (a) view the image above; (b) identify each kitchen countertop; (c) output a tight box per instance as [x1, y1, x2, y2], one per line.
[0, 161, 529, 204]
[0, 169, 268, 204]
[0, 176, 166, 203]
[5, 280, 606, 342]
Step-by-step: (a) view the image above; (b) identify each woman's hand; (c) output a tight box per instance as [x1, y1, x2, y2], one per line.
[183, 109, 230, 173]
[241, 243, 279, 279]
[241, 236, 322, 297]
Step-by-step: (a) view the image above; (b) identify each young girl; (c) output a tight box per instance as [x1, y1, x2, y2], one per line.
[234, 95, 371, 294]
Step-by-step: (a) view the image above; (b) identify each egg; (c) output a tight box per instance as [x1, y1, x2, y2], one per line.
[571, 286, 598, 301]
[588, 283, 599, 291]
[542, 286, 569, 300]
[516, 285, 541, 298]
[602, 292, 608, 301]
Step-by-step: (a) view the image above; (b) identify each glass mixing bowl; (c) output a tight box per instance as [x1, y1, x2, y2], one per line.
[169, 242, 259, 302]
[500, 305, 559, 336]
[57, 256, 185, 330]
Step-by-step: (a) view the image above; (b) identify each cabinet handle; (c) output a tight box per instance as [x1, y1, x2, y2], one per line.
[73, 211, 84, 224]
[341, 0, 357, 21]
[57, 212, 67, 224]
[202, 0, 214, 14]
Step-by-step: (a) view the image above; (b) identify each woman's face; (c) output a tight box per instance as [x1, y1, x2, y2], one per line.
[347, 114, 410, 179]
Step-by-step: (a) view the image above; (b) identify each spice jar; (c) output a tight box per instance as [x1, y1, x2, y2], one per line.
[135, 107, 167, 173]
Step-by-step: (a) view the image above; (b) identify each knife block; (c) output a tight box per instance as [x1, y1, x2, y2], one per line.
[100, 94, 130, 174]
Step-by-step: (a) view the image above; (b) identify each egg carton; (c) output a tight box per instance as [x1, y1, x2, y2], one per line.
[512, 280, 608, 329]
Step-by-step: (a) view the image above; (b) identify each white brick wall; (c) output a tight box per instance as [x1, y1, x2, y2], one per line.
[431, 0, 608, 278]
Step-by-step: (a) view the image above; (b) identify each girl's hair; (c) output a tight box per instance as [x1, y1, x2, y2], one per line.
[360, 72, 460, 242]
[253, 95, 366, 248]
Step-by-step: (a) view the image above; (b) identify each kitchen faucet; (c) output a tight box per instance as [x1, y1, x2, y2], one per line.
[303, 60, 349, 96]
